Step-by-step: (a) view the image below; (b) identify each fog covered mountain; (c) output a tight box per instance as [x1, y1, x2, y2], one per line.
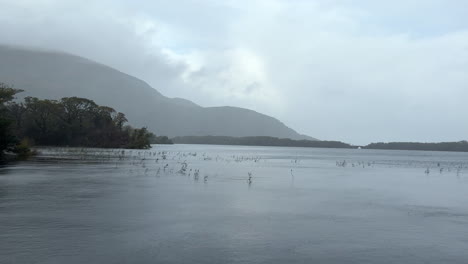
[0, 45, 316, 140]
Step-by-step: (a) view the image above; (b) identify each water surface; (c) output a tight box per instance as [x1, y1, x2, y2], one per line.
[1, 145, 468, 263]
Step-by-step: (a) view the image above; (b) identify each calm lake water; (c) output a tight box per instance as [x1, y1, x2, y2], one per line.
[1, 144, 468, 263]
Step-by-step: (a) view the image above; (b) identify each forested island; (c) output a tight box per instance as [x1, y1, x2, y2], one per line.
[1, 83, 170, 161]
[172, 136, 354, 149]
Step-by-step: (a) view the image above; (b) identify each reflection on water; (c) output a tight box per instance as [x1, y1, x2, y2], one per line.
[1, 145, 468, 263]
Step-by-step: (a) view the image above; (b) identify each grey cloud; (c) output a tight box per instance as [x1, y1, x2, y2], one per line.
[1, 0, 468, 144]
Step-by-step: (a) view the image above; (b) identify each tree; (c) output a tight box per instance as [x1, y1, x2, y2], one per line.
[0, 83, 23, 160]
[125, 127, 152, 149]
[0, 83, 22, 104]
[112, 112, 127, 131]
[23, 97, 65, 145]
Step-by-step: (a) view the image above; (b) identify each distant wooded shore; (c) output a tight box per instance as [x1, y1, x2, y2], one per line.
[4, 83, 468, 164]
[172, 136, 468, 153]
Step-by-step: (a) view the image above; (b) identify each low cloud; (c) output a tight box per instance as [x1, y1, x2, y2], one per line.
[1, 0, 468, 144]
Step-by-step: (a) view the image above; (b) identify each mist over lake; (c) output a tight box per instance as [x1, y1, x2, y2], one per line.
[1, 145, 468, 263]
[2, 1, 468, 263]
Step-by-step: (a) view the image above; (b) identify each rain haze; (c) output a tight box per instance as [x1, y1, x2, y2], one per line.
[2, 0, 468, 144]
[3, 2, 468, 263]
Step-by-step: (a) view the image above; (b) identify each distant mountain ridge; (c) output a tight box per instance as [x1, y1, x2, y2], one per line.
[0, 45, 316, 140]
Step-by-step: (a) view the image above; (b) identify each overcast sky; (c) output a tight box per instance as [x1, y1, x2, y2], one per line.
[1, 0, 468, 144]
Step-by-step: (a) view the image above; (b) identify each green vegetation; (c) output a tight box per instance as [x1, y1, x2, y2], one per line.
[172, 136, 354, 149]
[149, 135, 173, 145]
[364, 141, 468, 152]
[0, 83, 24, 161]
[1, 83, 162, 161]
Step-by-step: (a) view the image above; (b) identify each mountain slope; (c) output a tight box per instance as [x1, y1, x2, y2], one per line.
[0, 45, 316, 140]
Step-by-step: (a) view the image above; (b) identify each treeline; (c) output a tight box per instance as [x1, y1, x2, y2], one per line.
[364, 141, 468, 152]
[172, 136, 468, 152]
[172, 136, 354, 149]
[149, 135, 173, 145]
[1, 83, 167, 160]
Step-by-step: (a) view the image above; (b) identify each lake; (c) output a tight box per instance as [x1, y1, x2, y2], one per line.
[1, 144, 468, 263]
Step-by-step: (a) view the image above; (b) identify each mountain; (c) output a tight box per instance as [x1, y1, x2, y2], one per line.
[0, 45, 316, 140]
